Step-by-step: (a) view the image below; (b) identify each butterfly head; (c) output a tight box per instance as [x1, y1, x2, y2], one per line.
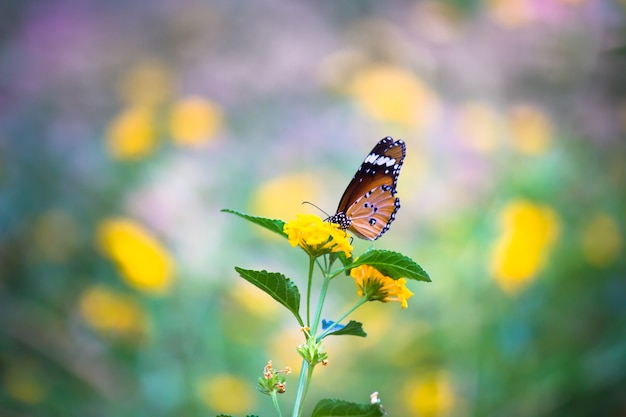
[326, 212, 351, 231]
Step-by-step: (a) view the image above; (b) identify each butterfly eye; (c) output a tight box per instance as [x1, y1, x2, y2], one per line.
[327, 137, 406, 241]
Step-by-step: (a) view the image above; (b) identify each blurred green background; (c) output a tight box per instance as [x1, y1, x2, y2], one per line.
[1, 0, 626, 416]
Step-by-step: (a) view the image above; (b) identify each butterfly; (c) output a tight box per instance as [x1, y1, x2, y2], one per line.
[327, 136, 406, 240]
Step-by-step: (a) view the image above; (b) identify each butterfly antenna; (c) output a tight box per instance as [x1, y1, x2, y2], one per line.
[302, 201, 331, 218]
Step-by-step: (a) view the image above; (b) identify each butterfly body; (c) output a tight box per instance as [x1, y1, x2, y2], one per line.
[327, 137, 406, 240]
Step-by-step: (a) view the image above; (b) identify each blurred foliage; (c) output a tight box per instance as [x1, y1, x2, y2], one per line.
[1, 0, 626, 416]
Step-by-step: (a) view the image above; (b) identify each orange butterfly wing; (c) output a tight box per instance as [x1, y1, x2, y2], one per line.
[329, 137, 406, 241]
[336, 137, 405, 214]
[345, 185, 400, 240]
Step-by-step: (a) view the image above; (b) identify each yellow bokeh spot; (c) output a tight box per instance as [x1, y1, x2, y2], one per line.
[3, 364, 45, 404]
[32, 210, 79, 262]
[490, 200, 560, 294]
[347, 64, 438, 129]
[169, 96, 223, 146]
[116, 59, 173, 107]
[508, 105, 553, 155]
[250, 173, 325, 224]
[403, 371, 454, 417]
[580, 212, 622, 267]
[230, 280, 280, 318]
[106, 106, 156, 160]
[456, 101, 501, 153]
[269, 327, 305, 368]
[79, 285, 148, 338]
[486, 0, 533, 28]
[96, 218, 175, 294]
[197, 374, 256, 414]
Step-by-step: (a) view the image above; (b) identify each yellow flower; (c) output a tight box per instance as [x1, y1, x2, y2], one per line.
[78, 285, 148, 339]
[490, 200, 559, 294]
[347, 64, 438, 129]
[169, 96, 223, 146]
[197, 374, 256, 414]
[249, 173, 325, 228]
[105, 106, 157, 160]
[96, 218, 175, 294]
[283, 214, 352, 258]
[402, 371, 454, 416]
[350, 265, 413, 308]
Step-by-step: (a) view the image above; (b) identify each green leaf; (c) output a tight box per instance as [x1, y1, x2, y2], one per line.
[312, 399, 384, 417]
[221, 209, 287, 239]
[329, 250, 354, 275]
[234, 267, 303, 326]
[325, 320, 366, 338]
[351, 249, 431, 282]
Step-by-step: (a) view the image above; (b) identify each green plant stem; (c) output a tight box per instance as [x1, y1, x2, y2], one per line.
[270, 391, 283, 417]
[302, 361, 315, 413]
[310, 273, 331, 336]
[317, 296, 368, 341]
[306, 255, 315, 328]
[292, 359, 309, 417]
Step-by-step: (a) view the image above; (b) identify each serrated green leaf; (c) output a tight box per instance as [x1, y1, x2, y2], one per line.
[351, 249, 430, 282]
[221, 209, 287, 238]
[312, 399, 384, 417]
[325, 320, 366, 338]
[234, 267, 303, 326]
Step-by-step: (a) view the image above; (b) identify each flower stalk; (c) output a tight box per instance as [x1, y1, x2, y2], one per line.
[225, 210, 430, 417]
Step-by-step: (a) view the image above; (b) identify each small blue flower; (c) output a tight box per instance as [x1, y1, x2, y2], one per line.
[321, 319, 345, 333]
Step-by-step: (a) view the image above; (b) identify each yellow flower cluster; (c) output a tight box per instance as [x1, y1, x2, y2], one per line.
[169, 96, 223, 146]
[402, 370, 454, 415]
[106, 106, 156, 160]
[490, 200, 559, 294]
[347, 64, 438, 129]
[96, 218, 175, 294]
[78, 285, 148, 339]
[106, 96, 223, 159]
[350, 265, 413, 309]
[196, 374, 256, 414]
[283, 214, 352, 258]
[106, 59, 223, 160]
